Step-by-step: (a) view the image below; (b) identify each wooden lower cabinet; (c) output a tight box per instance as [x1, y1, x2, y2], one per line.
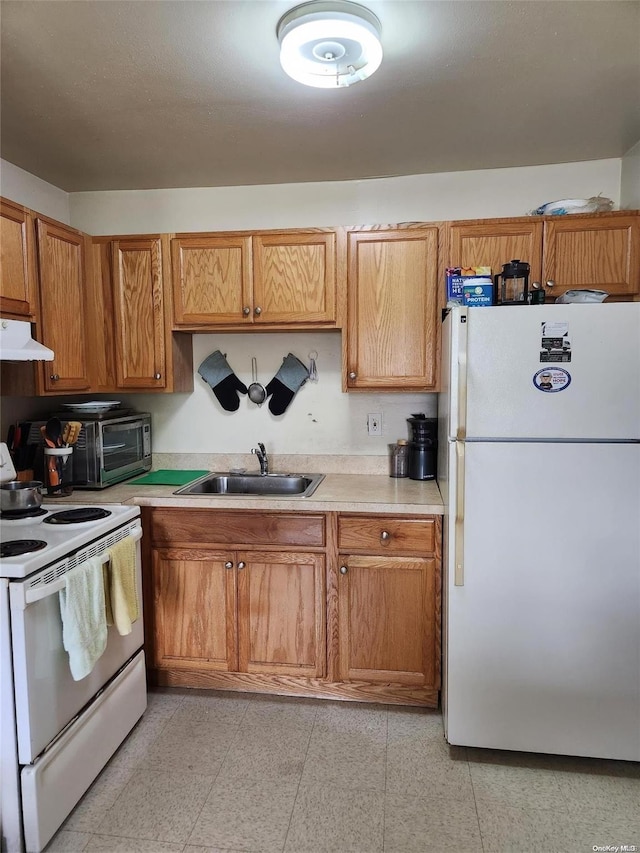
[144, 508, 440, 707]
[337, 554, 437, 688]
[150, 545, 325, 678]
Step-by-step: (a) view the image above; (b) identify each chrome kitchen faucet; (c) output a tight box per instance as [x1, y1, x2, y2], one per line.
[251, 443, 269, 475]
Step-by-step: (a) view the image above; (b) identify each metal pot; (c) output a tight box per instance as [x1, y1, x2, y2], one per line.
[0, 480, 43, 512]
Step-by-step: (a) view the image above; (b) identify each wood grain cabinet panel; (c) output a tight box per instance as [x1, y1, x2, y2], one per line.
[171, 230, 337, 328]
[112, 238, 167, 388]
[171, 235, 252, 324]
[36, 219, 90, 392]
[338, 515, 436, 554]
[237, 551, 325, 677]
[0, 199, 37, 318]
[253, 232, 336, 324]
[337, 555, 437, 687]
[346, 227, 439, 390]
[151, 509, 325, 548]
[151, 547, 237, 672]
[447, 219, 544, 284]
[543, 214, 639, 298]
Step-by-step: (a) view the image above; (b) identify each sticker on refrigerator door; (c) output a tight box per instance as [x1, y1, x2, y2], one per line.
[533, 368, 571, 392]
[540, 321, 571, 362]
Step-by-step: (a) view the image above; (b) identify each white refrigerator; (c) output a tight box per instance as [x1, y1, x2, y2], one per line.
[437, 303, 640, 761]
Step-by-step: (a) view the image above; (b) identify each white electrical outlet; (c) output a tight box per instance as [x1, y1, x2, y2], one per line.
[367, 413, 382, 436]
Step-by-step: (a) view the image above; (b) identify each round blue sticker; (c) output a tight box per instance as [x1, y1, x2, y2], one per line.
[533, 367, 571, 392]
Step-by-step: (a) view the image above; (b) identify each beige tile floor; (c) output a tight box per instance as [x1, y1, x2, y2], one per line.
[46, 688, 640, 853]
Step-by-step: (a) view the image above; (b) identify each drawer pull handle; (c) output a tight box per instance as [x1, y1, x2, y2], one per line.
[339, 565, 348, 575]
[243, 306, 251, 316]
[254, 306, 262, 316]
[237, 561, 246, 570]
[225, 561, 233, 569]
[50, 373, 60, 382]
[380, 530, 391, 543]
[348, 371, 357, 380]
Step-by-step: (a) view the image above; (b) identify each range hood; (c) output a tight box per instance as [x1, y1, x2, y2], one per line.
[0, 319, 54, 361]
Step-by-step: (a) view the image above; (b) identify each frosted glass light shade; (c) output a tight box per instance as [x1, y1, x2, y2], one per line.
[277, 1, 383, 89]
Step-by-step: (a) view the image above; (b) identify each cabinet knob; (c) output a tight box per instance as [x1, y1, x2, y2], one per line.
[546, 280, 555, 288]
[154, 372, 161, 380]
[380, 530, 391, 543]
[50, 373, 60, 382]
[225, 561, 233, 570]
[339, 565, 348, 575]
[254, 306, 262, 316]
[348, 371, 357, 380]
[237, 561, 246, 570]
[243, 306, 251, 316]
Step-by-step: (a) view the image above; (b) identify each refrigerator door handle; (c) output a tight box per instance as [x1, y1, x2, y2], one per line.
[455, 441, 465, 586]
[457, 313, 468, 440]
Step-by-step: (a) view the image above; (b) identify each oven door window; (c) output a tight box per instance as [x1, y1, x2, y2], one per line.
[100, 422, 146, 474]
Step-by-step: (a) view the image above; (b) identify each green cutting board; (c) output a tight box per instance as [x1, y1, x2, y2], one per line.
[127, 469, 208, 486]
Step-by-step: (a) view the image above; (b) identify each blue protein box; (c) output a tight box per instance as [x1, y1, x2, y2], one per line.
[462, 281, 494, 307]
[446, 267, 492, 304]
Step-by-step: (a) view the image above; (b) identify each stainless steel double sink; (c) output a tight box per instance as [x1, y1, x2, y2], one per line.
[174, 472, 325, 498]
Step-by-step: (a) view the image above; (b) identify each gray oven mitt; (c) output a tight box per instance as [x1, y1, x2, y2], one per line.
[265, 353, 310, 416]
[198, 350, 247, 411]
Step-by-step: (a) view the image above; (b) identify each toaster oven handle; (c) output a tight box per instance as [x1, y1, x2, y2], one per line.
[23, 527, 143, 605]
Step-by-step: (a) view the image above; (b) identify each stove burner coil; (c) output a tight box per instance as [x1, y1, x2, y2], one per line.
[0, 507, 48, 520]
[1, 540, 48, 558]
[43, 507, 112, 525]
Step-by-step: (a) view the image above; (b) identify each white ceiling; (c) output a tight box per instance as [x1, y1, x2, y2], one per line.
[1, 0, 639, 193]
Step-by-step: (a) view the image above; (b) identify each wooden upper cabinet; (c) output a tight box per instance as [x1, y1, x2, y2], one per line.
[36, 219, 90, 392]
[542, 214, 639, 298]
[0, 199, 38, 318]
[171, 235, 252, 325]
[447, 218, 544, 284]
[112, 237, 166, 388]
[346, 227, 439, 390]
[171, 230, 337, 328]
[252, 232, 336, 324]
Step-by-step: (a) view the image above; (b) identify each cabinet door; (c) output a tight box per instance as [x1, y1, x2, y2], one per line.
[543, 214, 639, 298]
[253, 232, 336, 324]
[36, 219, 90, 392]
[112, 238, 166, 388]
[171, 235, 252, 325]
[338, 555, 437, 687]
[0, 200, 37, 318]
[151, 547, 237, 672]
[346, 228, 439, 390]
[237, 551, 325, 677]
[448, 219, 543, 284]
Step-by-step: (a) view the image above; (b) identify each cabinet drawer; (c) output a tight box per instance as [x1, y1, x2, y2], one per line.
[338, 515, 435, 554]
[151, 509, 325, 547]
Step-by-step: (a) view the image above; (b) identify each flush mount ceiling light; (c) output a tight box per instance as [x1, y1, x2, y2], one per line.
[277, 0, 383, 89]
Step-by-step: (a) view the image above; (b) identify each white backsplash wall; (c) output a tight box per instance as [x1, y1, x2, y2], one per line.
[125, 331, 436, 456]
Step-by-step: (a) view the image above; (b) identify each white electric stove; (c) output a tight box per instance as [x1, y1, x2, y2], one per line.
[0, 503, 140, 579]
[0, 501, 146, 852]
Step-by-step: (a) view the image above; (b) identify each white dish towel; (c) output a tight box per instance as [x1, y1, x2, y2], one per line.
[59, 556, 108, 681]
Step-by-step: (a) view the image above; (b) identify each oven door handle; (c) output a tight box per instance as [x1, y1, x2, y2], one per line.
[23, 527, 143, 605]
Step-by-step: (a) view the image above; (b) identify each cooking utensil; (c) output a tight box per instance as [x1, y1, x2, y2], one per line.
[1, 480, 43, 512]
[66, 421, 82, 445]
[248, 357, 267, 406]
[40, 425, 55, 449]
[45, 417, 62, 447]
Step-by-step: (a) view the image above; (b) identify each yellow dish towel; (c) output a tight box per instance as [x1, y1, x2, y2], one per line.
[108, 536, 139, 636]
